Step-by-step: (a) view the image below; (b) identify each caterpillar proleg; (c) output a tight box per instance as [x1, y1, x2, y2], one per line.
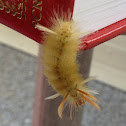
[36, 12, 100, 118]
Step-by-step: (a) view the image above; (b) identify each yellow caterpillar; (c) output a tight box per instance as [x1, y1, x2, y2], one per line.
[36, 13, 100, 118]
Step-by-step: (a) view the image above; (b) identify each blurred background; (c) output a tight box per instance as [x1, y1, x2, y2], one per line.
[0, 24, 126, 126]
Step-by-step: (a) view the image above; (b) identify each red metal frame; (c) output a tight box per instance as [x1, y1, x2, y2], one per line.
[79, 18, 126, 51]
[0, 0, 125, 50]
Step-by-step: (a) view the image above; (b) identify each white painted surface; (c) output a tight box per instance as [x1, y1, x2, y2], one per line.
[0, 24, 39, 56]
[73, 0, 126, 33]
[90, 36, 126, 91]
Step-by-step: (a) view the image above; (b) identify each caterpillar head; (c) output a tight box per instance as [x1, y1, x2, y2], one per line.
[54, 20, 73, 42]
[58, 88, 100, 119]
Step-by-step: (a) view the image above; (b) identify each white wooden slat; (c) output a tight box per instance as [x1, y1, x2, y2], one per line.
[73, 0, 126, 33]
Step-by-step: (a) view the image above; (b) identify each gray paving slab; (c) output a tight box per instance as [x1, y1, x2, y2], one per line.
[0, 44, 37, 126]
[0, 44, 126, 126]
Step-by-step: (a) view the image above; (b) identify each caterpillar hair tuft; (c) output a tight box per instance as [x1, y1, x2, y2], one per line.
[36, 12, 100, 119]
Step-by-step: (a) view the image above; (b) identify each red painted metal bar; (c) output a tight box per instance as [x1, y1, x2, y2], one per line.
[0, 1, 125, 49]
[79, 18, 126, 51]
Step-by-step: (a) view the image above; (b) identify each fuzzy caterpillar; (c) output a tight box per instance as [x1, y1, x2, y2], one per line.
[36, 13, 100, 118]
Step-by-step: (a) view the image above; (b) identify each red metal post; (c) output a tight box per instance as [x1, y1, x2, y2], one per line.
[32, 46, 93, 126]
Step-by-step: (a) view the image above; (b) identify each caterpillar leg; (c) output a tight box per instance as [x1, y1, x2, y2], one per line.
[70, 103, 74, 120]
[80, 76, 96, 85]
[82, 95, 100, 110]
[75, 89, 100, 110]
[58, 93, 69, 118]
[45, 93, 60, 100]
[76, 89, 99, 102]
[35, 24, 57, 35]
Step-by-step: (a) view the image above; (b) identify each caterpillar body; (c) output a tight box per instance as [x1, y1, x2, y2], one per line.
[36, 13, 100, 118]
